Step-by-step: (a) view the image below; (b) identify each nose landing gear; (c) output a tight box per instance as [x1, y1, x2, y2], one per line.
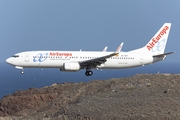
[21, 70, 24, 74]
[15, 66, 24, 74]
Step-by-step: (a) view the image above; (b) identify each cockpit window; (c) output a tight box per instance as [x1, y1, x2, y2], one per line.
[12, 55, 19, 58]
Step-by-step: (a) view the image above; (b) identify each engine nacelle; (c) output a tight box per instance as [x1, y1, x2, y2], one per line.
[60, 62, 80, 72]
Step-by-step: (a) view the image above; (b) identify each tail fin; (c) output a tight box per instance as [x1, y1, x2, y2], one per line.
[130, 23, 171, 55]
[146, 23, 171, 55]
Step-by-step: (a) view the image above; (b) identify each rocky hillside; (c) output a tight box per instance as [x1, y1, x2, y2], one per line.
[0, 74, 180, 120]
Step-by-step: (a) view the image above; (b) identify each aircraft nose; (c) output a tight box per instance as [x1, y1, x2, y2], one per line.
[6, 58, 13, 64]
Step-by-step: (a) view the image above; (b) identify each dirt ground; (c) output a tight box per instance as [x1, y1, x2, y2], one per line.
[0, 74, 180, 120]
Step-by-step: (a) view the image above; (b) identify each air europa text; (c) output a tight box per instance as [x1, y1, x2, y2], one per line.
[147, 26, 169, 51]
[49, 52, 72, 57]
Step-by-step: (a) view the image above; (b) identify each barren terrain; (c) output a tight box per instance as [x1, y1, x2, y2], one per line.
[0, 74, 180, 120]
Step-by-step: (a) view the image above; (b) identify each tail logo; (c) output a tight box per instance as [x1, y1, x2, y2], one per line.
[147, 26, 169, 51]
[151, 39, 166, 52]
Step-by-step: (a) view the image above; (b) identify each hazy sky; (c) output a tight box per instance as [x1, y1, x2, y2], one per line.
[1, 0, 180, 62]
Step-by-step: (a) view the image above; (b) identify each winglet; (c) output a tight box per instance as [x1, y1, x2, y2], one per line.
[103, 46, 108, 52]
[115, 42, 124, 53]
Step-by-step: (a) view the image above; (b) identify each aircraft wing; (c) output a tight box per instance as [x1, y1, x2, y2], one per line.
[80, 42, 123, 68]
[80, 52, 118, 68]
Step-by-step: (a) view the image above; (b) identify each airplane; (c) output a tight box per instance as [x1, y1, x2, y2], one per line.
[6, 23, 173, 76]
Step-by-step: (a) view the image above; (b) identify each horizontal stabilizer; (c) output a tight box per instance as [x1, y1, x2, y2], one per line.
[153, 52, 174, 57]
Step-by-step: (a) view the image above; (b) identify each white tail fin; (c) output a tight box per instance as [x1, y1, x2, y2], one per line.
[130, 23, 171, 55]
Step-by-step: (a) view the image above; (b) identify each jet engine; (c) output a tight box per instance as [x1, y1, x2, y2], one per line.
[60, 62, 80, 72]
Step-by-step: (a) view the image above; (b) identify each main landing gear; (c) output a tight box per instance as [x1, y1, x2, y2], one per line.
[85, 68, 93, 76]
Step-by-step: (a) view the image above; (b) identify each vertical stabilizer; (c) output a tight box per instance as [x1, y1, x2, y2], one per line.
[130, 23, 171, 55]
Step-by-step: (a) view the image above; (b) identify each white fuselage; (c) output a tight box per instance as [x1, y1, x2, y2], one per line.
[6, 51, 162, 70]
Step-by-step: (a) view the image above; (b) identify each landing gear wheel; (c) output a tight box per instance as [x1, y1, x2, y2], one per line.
[85, 71, 89, 76]
[88, 71, 93, 76]
[85, 70, 93, 76]
[21, 70, 24, 74]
